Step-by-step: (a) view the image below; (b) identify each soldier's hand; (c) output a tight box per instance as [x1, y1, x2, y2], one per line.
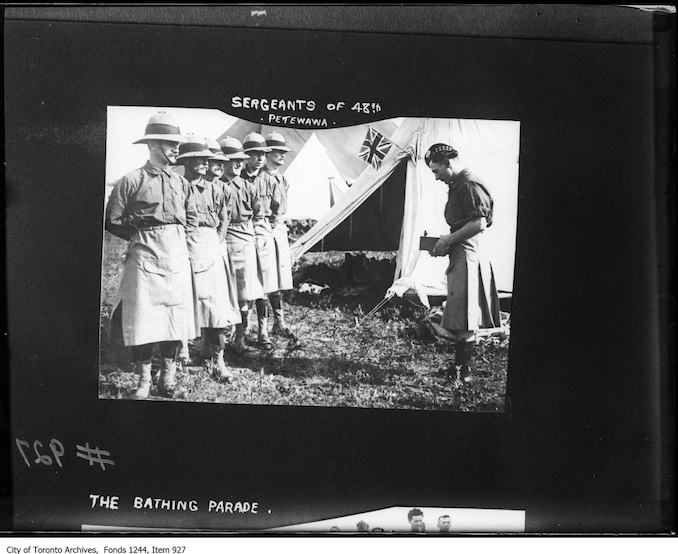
[431, 236, 451, 257]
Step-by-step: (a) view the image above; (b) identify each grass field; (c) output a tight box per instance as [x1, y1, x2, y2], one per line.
[98, 233, 509, 411]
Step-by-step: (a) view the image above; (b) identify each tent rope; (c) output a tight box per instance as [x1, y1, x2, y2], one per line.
[356, 292, 395, 327]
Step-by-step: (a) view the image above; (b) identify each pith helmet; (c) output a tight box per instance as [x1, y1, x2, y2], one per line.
[176, 134, 213, 160]
[242, 132, 271, 153]
[133, 111, 184, 144]
[265, 131, 291, 152]
[206, 138, 230, 161]
[218, 137, 250, 160]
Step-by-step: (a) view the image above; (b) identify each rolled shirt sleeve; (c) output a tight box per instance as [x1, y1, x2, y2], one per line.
[445, 171, 494, 233]
[460, 181, 493, 227]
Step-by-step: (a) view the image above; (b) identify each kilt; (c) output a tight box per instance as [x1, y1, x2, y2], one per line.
[442, 236, 501, 333]
[225, 221, 265, 308]
[253, 218, 280, 294]
[271, 221, 294, 291]
[187, 226, 241, 332]
[116, 224, 196, 346]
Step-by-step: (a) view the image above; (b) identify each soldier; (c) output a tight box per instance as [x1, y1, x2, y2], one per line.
[204, 138, 241, 344]
[206, 138, 229, 182]
[436, 514, 451, 533]
[241, 132, 278, 349]
[219, 136, 264, 353]
[407, 508, 426, 533]
[177, 135, 240, 383]
[105, 111, 197, 399]
[426, 143, 501, 384]
[262, 132, 296, 338]
[188, 138, 239, 362]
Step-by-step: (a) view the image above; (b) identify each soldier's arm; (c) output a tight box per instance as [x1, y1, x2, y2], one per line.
[104, 176, 133, 241]
[183, 177, 199, 230]
[217, 183, 232, 241]
[249, 178, 262, 216]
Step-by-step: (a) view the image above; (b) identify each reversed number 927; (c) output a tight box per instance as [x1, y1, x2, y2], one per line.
[15, 438, 65, 467]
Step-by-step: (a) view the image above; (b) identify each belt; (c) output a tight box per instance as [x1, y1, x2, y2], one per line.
[136, 222, 181, 231]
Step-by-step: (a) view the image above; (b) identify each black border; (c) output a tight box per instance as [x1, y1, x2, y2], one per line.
[3, 5, 675, 535]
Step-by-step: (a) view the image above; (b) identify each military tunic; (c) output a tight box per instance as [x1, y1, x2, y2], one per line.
[105, 161, 197, 346]
[442, 169, 501, 332]
[243, 169, 279, 293]
[265, 167, 294, 291]
[186, 177, 241, 332]
[224, 176, 265, 307]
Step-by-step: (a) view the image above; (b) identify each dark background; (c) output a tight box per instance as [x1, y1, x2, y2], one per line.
[3, 6, 674, 533]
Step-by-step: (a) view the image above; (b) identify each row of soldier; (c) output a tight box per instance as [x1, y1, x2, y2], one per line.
[105, 112, 296, 399]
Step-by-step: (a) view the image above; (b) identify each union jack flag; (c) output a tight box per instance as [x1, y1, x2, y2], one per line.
[358, 126, 393, 169]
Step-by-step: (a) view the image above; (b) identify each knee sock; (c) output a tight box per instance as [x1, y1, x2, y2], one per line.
[159, 341, 180, 360]
[255, 297, 270, 318]
[131, 343, 153, 363]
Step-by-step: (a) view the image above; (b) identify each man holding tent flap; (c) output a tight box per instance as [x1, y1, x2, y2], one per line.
[105, 111, 197, 399]
[425, 143, 501, 384]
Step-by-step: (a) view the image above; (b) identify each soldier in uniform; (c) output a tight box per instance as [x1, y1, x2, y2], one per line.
[206, 138, 229, 182]
[188, 138, 240, 362]
[262, 132, 296, 338]
[241, 132, 278, 349]
[177, 135, 240, 383]
[205, 138, 241, 347]
[426, 143, 501, 384]
[219, 137, 264, 353]
[105, 112, 197, 399]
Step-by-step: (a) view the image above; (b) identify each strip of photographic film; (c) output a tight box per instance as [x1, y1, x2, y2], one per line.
[80, 506, 525, 534]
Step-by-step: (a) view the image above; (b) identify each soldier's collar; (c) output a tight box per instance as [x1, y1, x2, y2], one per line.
[143, 160, 168, 175]
[449, 168, 470, 189]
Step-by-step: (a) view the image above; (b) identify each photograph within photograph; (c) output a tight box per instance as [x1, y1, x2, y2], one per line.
[99, 106, 519, 411]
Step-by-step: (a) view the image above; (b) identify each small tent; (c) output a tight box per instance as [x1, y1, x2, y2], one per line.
[290, 117, 520, 306]
[283, 132, 349, 220]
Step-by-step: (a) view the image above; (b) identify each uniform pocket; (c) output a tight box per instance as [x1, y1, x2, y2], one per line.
[191, 257, 215, 274]
[143, 258, 184, 307]
[192, 259, 216, 300]
[256, 235, 271, 251]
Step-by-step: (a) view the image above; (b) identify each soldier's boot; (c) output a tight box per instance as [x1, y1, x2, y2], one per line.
[455, 341, 475, 384]
[177, 340, 190, 365]
[158, 357, 177, 398]
[257, 316, 274, 350]
[133, 360, 152, 399]
[272, 308, 295, 338]
[210, 344, 235, 384]
[190, 329, 211, 360]
[245, 311, 258, 338]
[233, 324, 251, 354]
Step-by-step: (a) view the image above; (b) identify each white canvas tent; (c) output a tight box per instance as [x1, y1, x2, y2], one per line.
[282, 132, 349, 220]
[290, 117, 520, 306]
